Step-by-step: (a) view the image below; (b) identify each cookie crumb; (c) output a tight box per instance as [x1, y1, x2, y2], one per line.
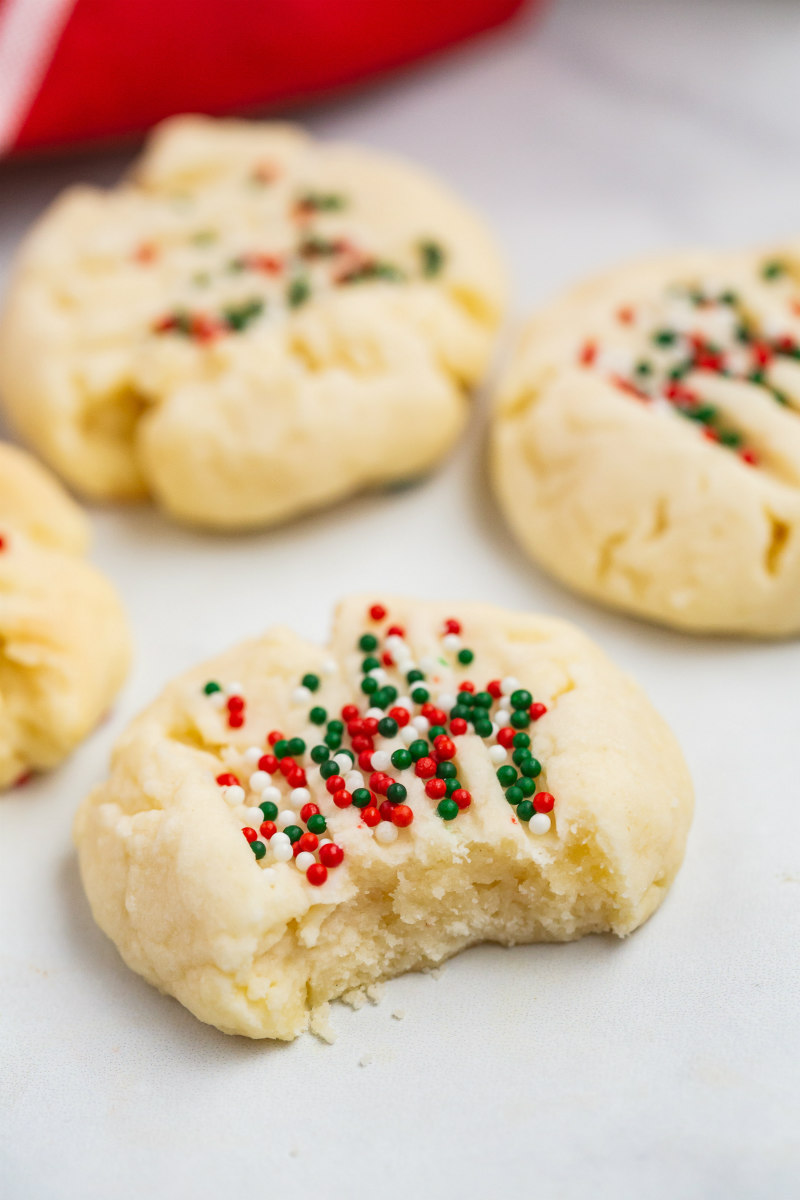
[308, 1002, 336, 1043]
[391, 1009, 405, 1021]
[341, 987, 368, 1010]
[358, 1052, 373, 1068]
[365, 982, 384, 1005]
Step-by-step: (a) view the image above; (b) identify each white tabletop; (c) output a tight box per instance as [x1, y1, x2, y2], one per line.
[1, 1, 799, 1197]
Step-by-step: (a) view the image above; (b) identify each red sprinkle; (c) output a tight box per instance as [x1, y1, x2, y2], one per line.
[391, 805, 414, 827]
[450, 718, 468, 736]
[259, 821, 276, 840]
[379, 800, 395, 822]
[386, 625, 405, 637]
[443, 618, 462, 635]
[332, 789, 352, 809]
[300, 803, 320, 823]
[319, 843, 344, 868]
[242, 827, 257, 843]
[497, 727, 515, 749]
[228, 712, 245, 728]
[534, 792, 555, 814]
[258, 754, 278, 774]
[297, 832, 319, 854]
[306, 863, 328, 886]
[267, 730, 284, 746]
[362, 806, 381, 827]
[452, 789, 472, 810]
[215, 772, 239, 787]
[389, 706, 410, 727]
[325, 775, 345, 795]
[425, 778, 446, 800]
[369, 603, 387, 621]
[414, 757, 436, 779]
[529, 703, 548, 721]
[578, 340, 597, 366]
[342, 704, 360, 722]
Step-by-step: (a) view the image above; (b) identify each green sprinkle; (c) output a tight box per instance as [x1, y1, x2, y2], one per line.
[516, 800, 534, 822]
[287, 737, 305, 757]
[361, 677, 378, 695]
[203, 681, 222, 695]
[411, 686, 429, 704]
[445, 778, 461, 797]
[473, 692, 493, 709]
[518, 776, 537, 798]
[653, 329, 676, 347]
[361, 656, 380, 672]
[513, 732, 531, 749]
[391, 748, 413, 771]
[409, 739, 429, 761]
[719, 430, 743, 448]
[287, 276, 311, 308]
[457, 648, 474, 666]
[359, 634, 379, 652]
[387, 783, 407, 803]
[635, 360, 653, 376]
[510, 710, 531, 730]
[762, 259, 787, 281]
[310, 744, 329, 764]
[309, 706, 327, 725]
[259, 801, 278, 821]
[506, 786, 523, 805]
[274, 739, 289, 758]
[473, 718, 493, 738]
[436, 761, 457, 779]
[284, 825, 303, 844]
[251, 840, 266, 859]
[450, 704, 471, 721]
[307, 814, 327, 834]
[352, 788, 372, 808]
[437, 798, 459, 821]
[374, 686, 398, 709]
[320, 760, 340, 780]
[379, 717, 399, 739]
[325, 732, 341, 750]
[222, 297, 264, 331]
[512, 747, 531, 767]
[419, 239, 446, 278]
[497, 765, 517, 787]
[302, 673, 320, 692]
[406, 669, 425, 684]
[510, 689, 533, 710]
[526, 757, 542, 778]
[297, 191, 346, 212]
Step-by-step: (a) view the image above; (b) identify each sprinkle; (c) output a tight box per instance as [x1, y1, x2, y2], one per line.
[530, 813, 551, 835]
[375, 822, 398, 844]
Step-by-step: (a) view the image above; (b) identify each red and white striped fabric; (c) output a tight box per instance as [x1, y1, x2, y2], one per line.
[0, 0, 530, 158]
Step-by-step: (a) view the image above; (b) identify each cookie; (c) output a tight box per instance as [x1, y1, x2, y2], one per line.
[75, 596, 692, 1040]
[0, 116, 506, 529]
[491, 248, 800, 635]
[0, 443, 130, 788]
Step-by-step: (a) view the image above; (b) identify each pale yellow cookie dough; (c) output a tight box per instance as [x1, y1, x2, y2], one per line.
[0, 116, 507, 529]
[491, 246, 800, 635]
[0, 442, 131, 788]
[75, 596, 692, 1040]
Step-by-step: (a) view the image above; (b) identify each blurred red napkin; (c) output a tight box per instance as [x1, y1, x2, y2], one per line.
[0, 0, 530, 157]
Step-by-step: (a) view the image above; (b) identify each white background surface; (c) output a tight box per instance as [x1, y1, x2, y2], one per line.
[1, 1, 799, 1196]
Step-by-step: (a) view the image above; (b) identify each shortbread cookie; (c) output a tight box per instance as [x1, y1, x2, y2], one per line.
[0, 116, 506, 529]
[0, 442, 130, 788]
[491, 248, 800, 635]
[75, 597, 692, 1040]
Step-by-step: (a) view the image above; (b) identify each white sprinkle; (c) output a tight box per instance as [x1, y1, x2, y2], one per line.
[243, 807, 263, 826]
[530, 813, 551, 835]
[436, 692, 456, 712]
[374, 822, 398, 844]
[442, 633, 461, 652]
[412, 716, 430, 734]
[501, 676, 520, 696]
[345, 771, 364, 791]
[292, 686, 312, 705]
[209, 691, 226, 710]
[394, 696, 413, 712]
[260, 785, 281, 805]
[223, 784, 245, 805]
[385, 635, 406, 653]
[317, 839, 333, 849]
[261, 867, 276, 880]
[277, 810, 297, 829]
[489, 745, 508, 764]
[295, 851, 315, 872]
[420, 656, 437, 673]
[226, 681, 244, 696]
[270, 833, 293, 862]
[249, 770, 270, 792]
[368, 668, 387, 685]
[290, 787, 310, 806]
[321, 658, 337, 676]
[365, 707, 384, 720]
[243, 746, 263, 764]
[371, 750, 391, 771]
[495, 709, 510, 728]
[334, 751, 354, 770]
[400, 726, 418, 746]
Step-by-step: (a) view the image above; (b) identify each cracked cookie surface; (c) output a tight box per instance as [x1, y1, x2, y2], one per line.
[0, 116, 506, 529]
[0, 443, 130, 788]
[491, 247, 800, 634]
[75, 596, 692, 1039]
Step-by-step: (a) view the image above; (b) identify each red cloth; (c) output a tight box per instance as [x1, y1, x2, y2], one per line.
[0, 0, 530, 156]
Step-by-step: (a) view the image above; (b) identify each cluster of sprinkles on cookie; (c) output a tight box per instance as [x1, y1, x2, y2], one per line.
[139, 161, 447, 341]
[577, 258, 800, 466]
[202, 604, 556, 889]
